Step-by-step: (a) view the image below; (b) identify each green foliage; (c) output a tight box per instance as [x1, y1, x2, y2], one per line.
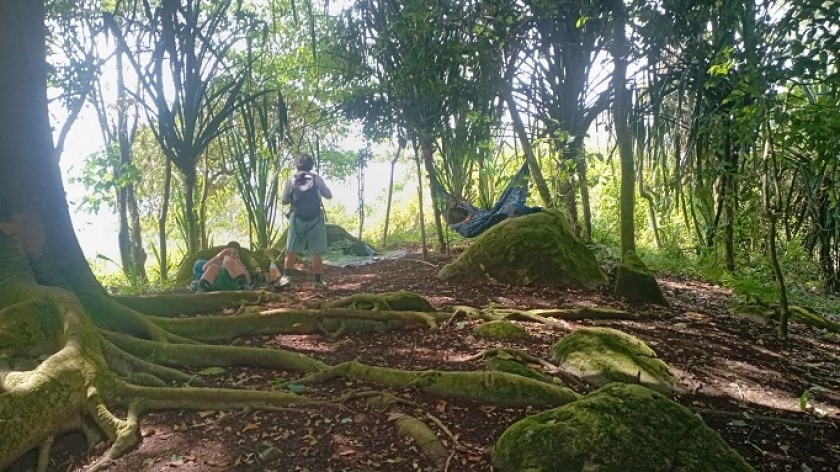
[71, 146, 141, 214]
[92, 254, 174, 295]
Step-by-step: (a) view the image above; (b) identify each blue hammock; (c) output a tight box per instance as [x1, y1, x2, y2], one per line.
[436, 163, 542, 238]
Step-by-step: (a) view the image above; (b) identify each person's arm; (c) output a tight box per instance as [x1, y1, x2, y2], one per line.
[203, 248, 230, 271]
[281, 178, 294, 205]
[314, 174, 332, 199]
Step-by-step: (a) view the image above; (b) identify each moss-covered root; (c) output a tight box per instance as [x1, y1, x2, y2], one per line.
[113, 291, 286, 317]
[149, 307, 444, 342]
[392, 413, 450, 469]
[103, 331, 328, 373]
[295, 360, 580, 408]
[441, 305, 638, 326]
[522, 307, 639, 321]
[324, 292, 436, 312]
[327, 293, 392, 311]
[85, 380, 310, 472]
[468, 349, 587, 391]
[101, 339, 195, 385]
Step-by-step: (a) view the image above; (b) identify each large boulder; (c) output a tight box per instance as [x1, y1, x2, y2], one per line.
[549, 327, 680, 394]
[614, 250, 668, 306]
[437, 210, 608, 289]
[492, 383, 755, 472]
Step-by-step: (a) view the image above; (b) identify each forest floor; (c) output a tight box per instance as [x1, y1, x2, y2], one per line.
[23, 250, 840, 472]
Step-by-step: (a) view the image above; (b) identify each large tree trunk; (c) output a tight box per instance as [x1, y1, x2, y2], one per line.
[0, 3, 169, 466]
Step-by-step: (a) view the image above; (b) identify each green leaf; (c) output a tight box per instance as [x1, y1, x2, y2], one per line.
[728, 419, 747, 427]
[799, 390, 809, 411]
[286, 383, 307, 393]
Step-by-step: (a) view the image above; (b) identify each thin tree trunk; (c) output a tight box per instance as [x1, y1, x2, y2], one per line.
[637, 138, 662, 249]
[419, 135, 446, 252]
[414, 146, 428, 261]
[127, 184, 146, 280]
[612, 0, 635, 254]
[159, 159, 172, 281]
[503, 87, 553, 208]
[723, 128, 736, 272]
[762, 126, 789, 341]
[357, 153, 365, 240]
[575, 149, 592, 242]
[382, 141, 404, 247]
[559, 168, 580, 237]
[183, 167, 199, 255]
[116, 50, 146, 281]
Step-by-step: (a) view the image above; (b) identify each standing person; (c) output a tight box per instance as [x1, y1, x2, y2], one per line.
[280, 153, 333, 289]
[195, 241, 251, 293]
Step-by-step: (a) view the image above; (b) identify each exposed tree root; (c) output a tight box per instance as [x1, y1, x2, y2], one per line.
[441, 305, 637, 324]
[113, 291, 287, 317]
[147, 307, 442, 342]
[102, 331, 328, 373]
[467, 348, 589, 391]
[291, 360, 580, 407]
[1, 282, 637, 470]
[392, 412, 450, 469]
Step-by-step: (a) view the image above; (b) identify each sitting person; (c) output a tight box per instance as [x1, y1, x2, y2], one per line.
[444, 196, 484, 230]
[195, 241, 251, 293]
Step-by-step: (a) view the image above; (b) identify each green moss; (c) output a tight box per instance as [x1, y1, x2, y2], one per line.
[550, 327, 679, 394]
[613, 251, 667, 306]
[492, 383, 755, 472]
[437, 210, 607, 289]
[474, 320, 531, 340]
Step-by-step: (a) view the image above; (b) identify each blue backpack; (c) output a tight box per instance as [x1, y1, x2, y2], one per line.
[292, 172, 322, 222]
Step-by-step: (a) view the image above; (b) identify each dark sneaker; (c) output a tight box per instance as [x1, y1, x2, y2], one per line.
[313, 280, 327, 290]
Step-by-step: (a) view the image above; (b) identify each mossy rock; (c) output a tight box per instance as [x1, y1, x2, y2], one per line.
[485, 357, 553, 383]
[474, 320, 531, 340]
[492, 383, 755, 472]
[613, 250, 667, 306]
[549, 327, 680, 394]
[380, 291, 435, 312]
[437, 210, 608, 289]
[175, 246, 259, 287]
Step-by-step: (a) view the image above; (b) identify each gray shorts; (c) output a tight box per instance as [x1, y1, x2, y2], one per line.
[286, 213, 328, 254]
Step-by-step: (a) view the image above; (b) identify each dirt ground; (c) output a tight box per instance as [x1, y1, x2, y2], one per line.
[11, 250, 840, 472]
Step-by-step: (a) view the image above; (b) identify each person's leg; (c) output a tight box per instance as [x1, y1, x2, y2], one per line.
[309, 219, 328, 288]
[223, 256, 250, 289]
[197, 264, 220, 293]
[278, 250, 295, 287]
[312, 253, 323, 282]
